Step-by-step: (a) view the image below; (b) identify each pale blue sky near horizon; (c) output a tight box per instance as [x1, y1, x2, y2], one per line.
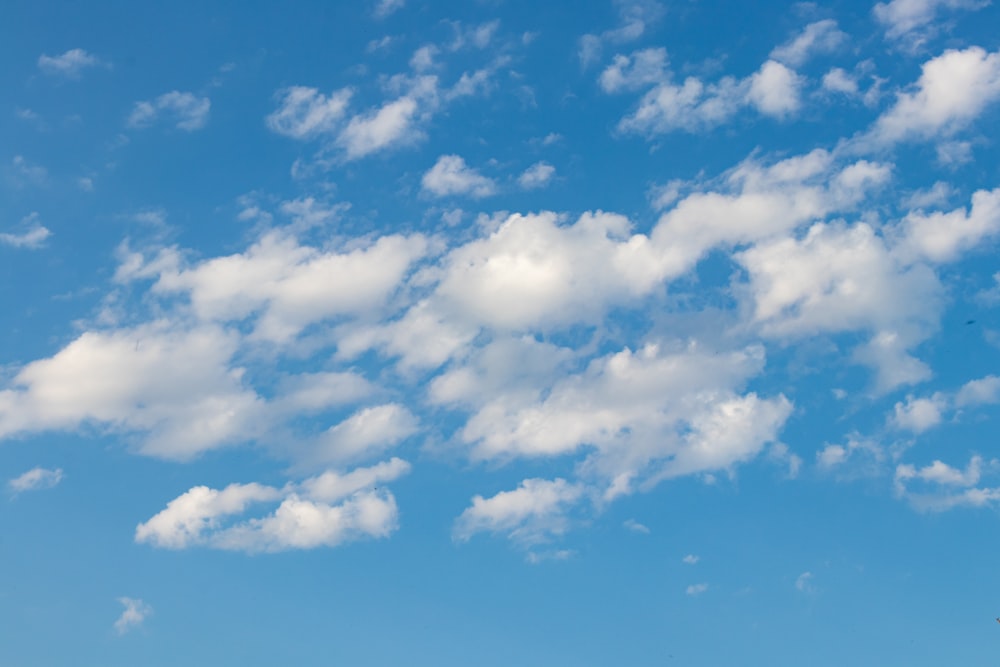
[2, 1, 1000, 664]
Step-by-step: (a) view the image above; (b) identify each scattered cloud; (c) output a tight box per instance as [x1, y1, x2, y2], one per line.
[422, 155, 496, 198]
[686, 583, 709, 596]
[136, 458, 409, 552]
[1, 213, 51, 249]
[37, 48, 101, 77]
[266, 87, 352, 139]
[770, 20, 847, 67]
[128, 91, 211, 131]
[579, 0, 665, 66]
[869, 47, 1000, 144]
[682, 554, 699, 565]
[874, 0, 987, 46]
[616, 57, 804, 135]
[795, 571, 815, 592]
[517, 162, 555, 189]
[453, 478, 584, 545]
[8, 467, 63, 495]
[623, 518, 650, 533]
[373, 0, 405, 19]
[114, 597, 152, 635]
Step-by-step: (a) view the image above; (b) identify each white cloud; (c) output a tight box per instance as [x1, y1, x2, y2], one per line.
[795, 571, 815, 592]
[422, 155, 496, 198]
[770, 20, 846, 67]
[599, 48, 668, 92]
[956, 375, 1000, 406]
[9, 155, 48, 187]
[409, 45, 438, 72]
[517, 162, 556, 189]
[128, 91, 211, 131]
[337, 94, 423, 159]
[453, 478, 584, 545]
[747, 61, 804, 117]
[455, 341, 790, 496]
[136, 459, 409, 552]
[895, 187, 1000, 263]
[37, 48, 100, 77]
[8, 467, 63, 494]
[618, 58, 804, 134]
[126, 229, 428, 344]
[898, 456, 982, 486]
[891, 394, 946, 432]
[1, 213, 51, 249]
[309, 404, 418, 465]
[893, 456, 1000, 511]
[373, 0, 404, 18]
[114, 598, 152, 635]
[874, 0, 987, 43]
[871, 47, 1000, 144]
[816, 434, 885, 473]
[266, 87, 352, 139]
[822, 68, 859, 96]
[579, 0, 665, 65]
[686, 583, 708, 596]
[0, 322, 264, 460]
[623, 518, 650, 533]
[682, 554, 699, 564]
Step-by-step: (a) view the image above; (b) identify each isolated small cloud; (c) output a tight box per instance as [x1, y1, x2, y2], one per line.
[623, 518, 650, 533]
[114, 597, 152, 635]
[686, 583, 708, 596]
[8, 467, 63, 494]
[682, 554, 700, 564]
[795, 571, 815, 592]
[1, 213, 51, 249]
[128, 91, 211, 131]
[38, 48, 100, 77]
[518, 162, 555, 189]
[422, 155, 496, 198]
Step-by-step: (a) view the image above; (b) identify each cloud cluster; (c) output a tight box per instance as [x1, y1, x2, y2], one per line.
[136, 458, 409, 552]
[128, 91, 211, 131]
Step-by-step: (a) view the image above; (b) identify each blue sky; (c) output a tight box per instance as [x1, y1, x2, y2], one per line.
[3, 0, 1000, 663]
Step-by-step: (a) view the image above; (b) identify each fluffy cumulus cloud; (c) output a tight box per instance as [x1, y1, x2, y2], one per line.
[8, 467, 63, 494]
[422, 155, 496, 198]
[0, 322, 263, 460]
[37, 48, 100, 77]
[128, 91, 211, 131]
[136, 458, 410, 552]
[119, 228, 428, 344]
[454, 478, 584, 545]
[871, 47, 1000, 144]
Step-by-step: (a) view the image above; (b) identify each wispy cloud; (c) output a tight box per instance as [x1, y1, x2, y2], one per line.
[37, 48, 101, 77]
[128, 91, 211, 131]
[114, 597, 152, 635]
[8, 467, 63, 495]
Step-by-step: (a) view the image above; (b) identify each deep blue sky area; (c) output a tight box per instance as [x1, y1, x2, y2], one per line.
[2, 1, 1000, 664]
